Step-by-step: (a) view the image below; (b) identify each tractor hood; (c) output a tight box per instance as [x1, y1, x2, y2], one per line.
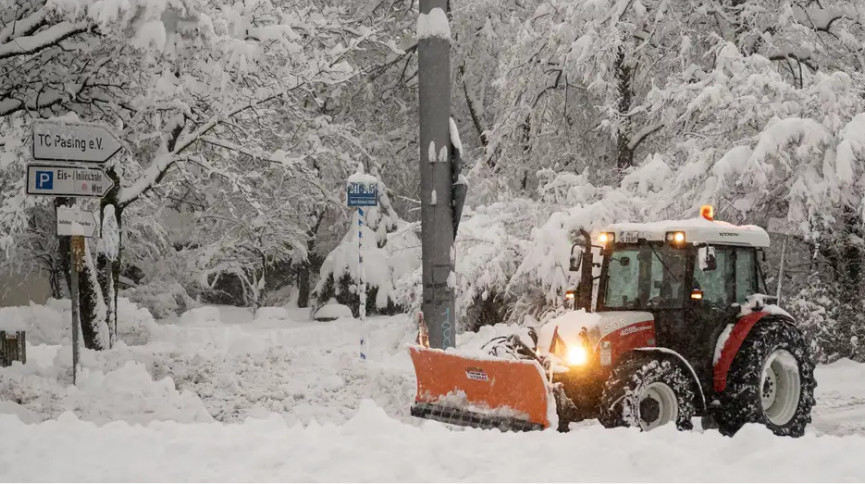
[537, 310, 654, 351]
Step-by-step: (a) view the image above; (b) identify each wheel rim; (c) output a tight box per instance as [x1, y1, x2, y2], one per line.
[638, 382, 679, 430]
[761, 349, 801, 426]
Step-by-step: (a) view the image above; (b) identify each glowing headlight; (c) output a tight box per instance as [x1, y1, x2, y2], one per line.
[665, 231, 686, 245]
[566, 346, 588, 366]
[598, 232, 614, 245]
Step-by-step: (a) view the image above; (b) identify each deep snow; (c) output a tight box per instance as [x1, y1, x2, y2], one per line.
[1, 301, 865, 481]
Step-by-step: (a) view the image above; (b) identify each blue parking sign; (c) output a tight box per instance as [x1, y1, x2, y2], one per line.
[35, 171, 53, 190]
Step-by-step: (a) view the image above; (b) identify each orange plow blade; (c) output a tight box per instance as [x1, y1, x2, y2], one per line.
[408, 346, 552, 431]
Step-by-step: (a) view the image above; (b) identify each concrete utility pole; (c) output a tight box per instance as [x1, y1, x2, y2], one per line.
[418, 0, 455, 349]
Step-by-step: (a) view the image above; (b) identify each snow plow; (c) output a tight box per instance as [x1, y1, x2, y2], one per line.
[409, 206, 816, 436]
[409, 346, 553, 431]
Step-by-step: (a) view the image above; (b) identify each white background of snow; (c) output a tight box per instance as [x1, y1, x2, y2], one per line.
[3, 300, 865, 480]
[314, 301, 353, 320]
[253, 306, 290, 321]
[3, 401, 865, 481]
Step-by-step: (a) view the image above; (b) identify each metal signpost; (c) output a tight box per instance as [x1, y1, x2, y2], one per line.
[418, 0, 457, 350]
[347, 179, 378, 360]
[26, 121, 120, 384]
[768, 217, 798, 304]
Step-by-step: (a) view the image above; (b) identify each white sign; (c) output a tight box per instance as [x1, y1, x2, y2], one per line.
[26, 164, 115, 198]
[56, 206, 99, 237]
[32, 121, 121, 164]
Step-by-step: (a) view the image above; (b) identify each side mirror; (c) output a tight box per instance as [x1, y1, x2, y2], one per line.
[698, 246, 717, 271]
[569, 247, 583, 272]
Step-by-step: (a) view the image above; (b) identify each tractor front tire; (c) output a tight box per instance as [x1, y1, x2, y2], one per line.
[599, 354, 697, 431]
[716, 320, 816, 437]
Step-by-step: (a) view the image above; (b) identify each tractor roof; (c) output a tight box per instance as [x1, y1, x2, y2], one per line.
[604, 217, 770, 247]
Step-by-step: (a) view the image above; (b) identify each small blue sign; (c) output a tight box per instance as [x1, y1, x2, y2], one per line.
[347, 181, 378, 207]
[35, 171, 53, 190]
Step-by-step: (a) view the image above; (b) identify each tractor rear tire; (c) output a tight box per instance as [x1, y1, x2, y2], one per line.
[716, 320, 815, 437]
[599, 354, 697, 431]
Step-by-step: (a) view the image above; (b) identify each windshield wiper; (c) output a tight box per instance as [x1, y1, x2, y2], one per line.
[649, 245, 681, 284]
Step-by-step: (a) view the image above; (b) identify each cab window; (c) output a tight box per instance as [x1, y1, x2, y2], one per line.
[604, 248, 641, 308]
[693, 248, 732, 306]
[735, 248, 757, 304]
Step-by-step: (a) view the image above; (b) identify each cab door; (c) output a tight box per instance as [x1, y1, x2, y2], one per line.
[686, 247, 737, 391]
[686, 246, 760, 391]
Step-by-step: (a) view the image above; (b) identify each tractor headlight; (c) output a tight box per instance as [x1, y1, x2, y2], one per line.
[598, 232, 615, 246]
[566, 345, 588, 366]
[665, 231, 686, 246]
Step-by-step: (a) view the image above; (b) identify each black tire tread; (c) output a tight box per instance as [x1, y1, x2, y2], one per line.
[716, 319, 816, 437]
[599, 353, 698, 431]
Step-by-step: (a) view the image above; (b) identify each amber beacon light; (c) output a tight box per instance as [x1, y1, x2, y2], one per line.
[700, 205, 714, 221]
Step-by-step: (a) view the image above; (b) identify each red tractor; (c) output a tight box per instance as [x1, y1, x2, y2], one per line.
[409, 207, 815, 436]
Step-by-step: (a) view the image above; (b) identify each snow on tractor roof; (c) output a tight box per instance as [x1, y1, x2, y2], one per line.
[604, 216, 770, 247]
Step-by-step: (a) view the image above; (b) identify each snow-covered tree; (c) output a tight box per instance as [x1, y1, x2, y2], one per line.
[313, 165, 419, 317]
[0, 0, 390, 346]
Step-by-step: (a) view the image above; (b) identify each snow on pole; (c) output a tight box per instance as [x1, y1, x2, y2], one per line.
[416, 7, 451, 40]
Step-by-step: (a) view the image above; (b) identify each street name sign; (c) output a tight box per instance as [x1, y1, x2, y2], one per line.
[26, 164, 115, 198]
[347, 181, 378, 207]
[56, 206, 99, 237]
[32, 121, 121, 164]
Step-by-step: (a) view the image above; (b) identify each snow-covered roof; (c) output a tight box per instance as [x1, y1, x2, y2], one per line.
[603, 217, 770, 247]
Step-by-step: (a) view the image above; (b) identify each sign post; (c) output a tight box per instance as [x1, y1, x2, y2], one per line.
[69, 235, 85, 385]
[768, 218, 799, 304]
[347, 177, 378, 360]
[26, 120, 121, 384]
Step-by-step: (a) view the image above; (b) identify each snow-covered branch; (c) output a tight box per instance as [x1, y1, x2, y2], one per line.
[118, 90, 296, 207]
[0, 6, 48, 44]
[0, 20, 89, 60]
[627, 122, 664, 151]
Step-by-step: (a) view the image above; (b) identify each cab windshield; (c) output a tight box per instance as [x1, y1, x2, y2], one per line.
[603, 244, 687, 310]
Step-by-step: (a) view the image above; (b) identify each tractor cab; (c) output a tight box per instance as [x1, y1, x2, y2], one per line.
[569, 206, 772, 392]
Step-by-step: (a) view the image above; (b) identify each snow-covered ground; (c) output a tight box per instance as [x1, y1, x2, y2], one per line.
[2, 301, 865, 481]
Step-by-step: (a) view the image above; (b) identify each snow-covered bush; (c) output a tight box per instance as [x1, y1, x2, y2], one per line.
[0, 298, 156, 346]
[451, 200, 539, 330]
[511, 175, 643, 305]
[313, 169, 420, 317]
[787, 282, 845, 363]
[0, 300, 70, 346]
[123, 280, 195, 320]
